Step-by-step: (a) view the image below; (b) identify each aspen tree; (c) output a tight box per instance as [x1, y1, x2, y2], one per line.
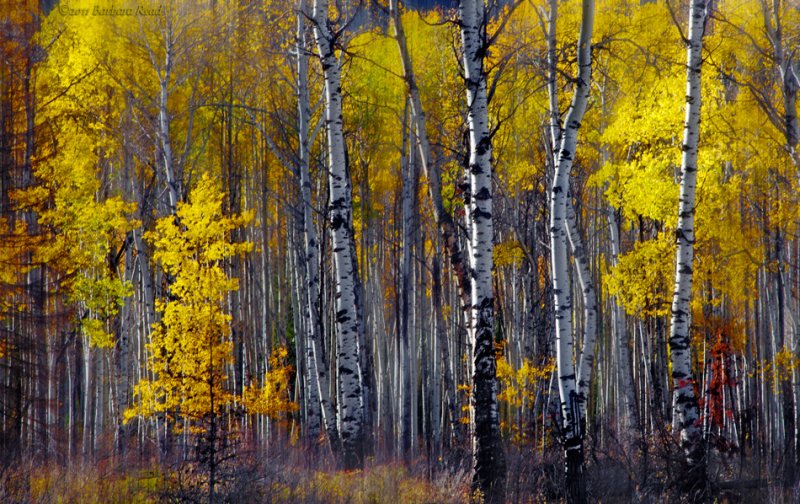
[458, 0, 506, 499]
[312, 0, 366, 469]
[545, 0, 601, 441]
[606, 209, 638, 430]
[668, 0, 709, 491]
[389, 0, 471, 310]
[565, 199, 597, 426]
[389, 0, 464, 450]
[296, 0, 337, 448]
[547, 0, 594, 500]
[124, 175, 253, 503]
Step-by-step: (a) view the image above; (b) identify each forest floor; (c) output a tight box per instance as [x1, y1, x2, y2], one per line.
[1, 441, 795, 503]
[2, 458, 469, 503]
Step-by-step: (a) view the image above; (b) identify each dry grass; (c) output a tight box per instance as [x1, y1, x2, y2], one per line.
[3, 437, 800, 503]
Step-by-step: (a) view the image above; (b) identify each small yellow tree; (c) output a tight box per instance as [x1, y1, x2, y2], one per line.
[124, 174, 252, 501]
[125, 174, 252, 425]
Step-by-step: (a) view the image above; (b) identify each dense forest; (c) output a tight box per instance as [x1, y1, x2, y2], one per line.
[1, 0, 799, 502]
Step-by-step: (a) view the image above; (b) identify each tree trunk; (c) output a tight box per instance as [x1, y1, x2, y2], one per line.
[547, 0, 594, 501]
[668, 0, 707, 494]
[157, 43, 180, 214]
[390, 0, 471, 313]
[399, 104, 418, 461]
[296, 0, 338, 449]
[607, 208, 639, 431]
[458, 0, 506, 500]
[312, 0, 365, 469]
[566, 198, 597, 428]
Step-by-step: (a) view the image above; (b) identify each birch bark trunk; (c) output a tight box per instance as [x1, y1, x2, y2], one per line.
[546, 0, 599, 427]
[547, 0, 594, 500]
[458, 0, 505, 499]
[312, 0, 365, 468]
[399, 105, 418, 461]
[152, 22, 180, 215]
[607, 209, 639, 430]
[668, 0, 708, 490]
[565, 199, 597, 426]
[390, 0, 471, 312]
[297, 0, 338, 449]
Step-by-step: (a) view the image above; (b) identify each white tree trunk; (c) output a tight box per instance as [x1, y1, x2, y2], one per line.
[458, 0, 505, 499]
[547, 3, 598, 422]
[547, 0, 594, 499]
[312, 0, 364, 468]
[132, 231, 155, 330]
[390, 0, 472, 311]
[297, 0, 338, 449]
[145, 16, 181, 215]
[566, 199, 597, 425]
[158, 72, 179, 214]
[399, 106, 418, 460]
[669, 0, 707, 477]
[607, 208, 639, 430]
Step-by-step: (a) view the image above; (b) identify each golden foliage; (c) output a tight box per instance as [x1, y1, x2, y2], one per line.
[752, 347, 800, 393]
[605, 233, 674, 316]
[497, 354, 555, 409]
[125, 175, 252, 426]
[242, 346, 299, 420]
[494, 239, 525, 268]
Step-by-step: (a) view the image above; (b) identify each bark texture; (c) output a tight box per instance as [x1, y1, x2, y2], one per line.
[312, 0, 365, 468]
[458, 0, 505, 500]
[566, 198, 597, 426]
[297, 0, 337, 447]
[669, 0, 708, 492]
[547, 0, 594, 501]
